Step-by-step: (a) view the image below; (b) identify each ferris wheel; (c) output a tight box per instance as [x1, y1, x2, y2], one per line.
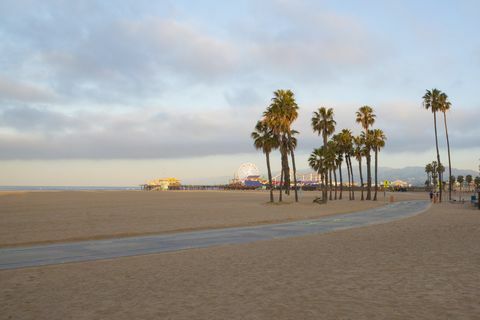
[237, 163, 260, 181]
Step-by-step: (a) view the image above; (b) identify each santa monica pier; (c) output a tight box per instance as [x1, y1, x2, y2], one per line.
[141, 162, 330, 191]
[140, 162, 410, 192]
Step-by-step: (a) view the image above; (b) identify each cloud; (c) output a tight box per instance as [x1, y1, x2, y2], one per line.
[0, 106, 253, 159]
[224, 87, 262, 108]
[239, 0, 389, 80]
[0, 0, 390, 106]
[1, 101, 478, 160]
[0, 76, 57, 103]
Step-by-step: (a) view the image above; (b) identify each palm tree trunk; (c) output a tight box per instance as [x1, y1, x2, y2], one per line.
[279, 167, 283, 202]
[345, 157, 351, 200]
[322, 134, 329, 203]
[433, 111, 442, 202]
[281, 145, 290, 196]
[290, 149, 298, 202]
[339, 161, 343, 200]
[443, 112, 452, 201]
[374, 149, 378, 201]
[348, 156, 355, 200]
[322, 172, 327, 201]
[329, 169, 333, 200]
[366, 152, 372, 200]
[333, 167, 338, 200]
[359, 158, 364, 200]
[266, 152, 274, 203]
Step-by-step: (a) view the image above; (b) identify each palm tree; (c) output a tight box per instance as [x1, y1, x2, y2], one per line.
[287, 130, 299, 202]
[309, 147, 327, 203]
[251, 120, 278, 202]
[337, 129, 354, 200]
[326, 140, 338, 200]
[353, 135, 366, 200]
[437, 163, 445, 192]
[474, 176, 480, 190]
[466, 175, 473, 192]
[450, 175, 456, 192]
[264, 89, 299, 201]
[438, 92, 453, 200]
[335, 152, 343, 200]
[457, 175, 464, 193]
[356, 106, 376, 200]
[312, 107, 336, 202]
[333, 131, 353, 200]
[431, 161, 439, 189]
[371, 129, 387, 201]
[423, 89, 443, 202]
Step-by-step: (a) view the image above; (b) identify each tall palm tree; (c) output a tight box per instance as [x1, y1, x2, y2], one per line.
[371, 129, 387, 201]
[326, 140, 337, 200]
[439, 92, 452, 200]
[339, 129, 355, 200]
[251, 120, 278, 203]
[353, 135, 366, 200]
[287, 130, 299, 202]
[466, 175, 473, 192]
[457, 175, 464, 192]
[474, 176, 480, 190]
[437, 163, 445, 192]
[309, 147, 327, 203]
[423, 89, 443, 202]
[356, 106, 376, 200]
[264, 89, 299, 200]
[431, 161, 439, 190]
[335, 153, 342, 200]
[333, 131, 350, 200]
[312, 107, 336, 202]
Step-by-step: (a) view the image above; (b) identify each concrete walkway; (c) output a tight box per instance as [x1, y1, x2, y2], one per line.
[0, 200, 430, 270]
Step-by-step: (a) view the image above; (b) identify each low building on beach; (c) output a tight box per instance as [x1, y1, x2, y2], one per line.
[141, 178, 181, 191]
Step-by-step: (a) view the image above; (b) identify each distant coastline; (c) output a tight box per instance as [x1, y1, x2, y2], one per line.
[0, 186, 140, 191]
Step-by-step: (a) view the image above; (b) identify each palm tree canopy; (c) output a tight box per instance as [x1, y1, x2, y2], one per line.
[353, 135, 367, 161]
[371, 129, 387, 152]
[355, 106, 376, 130]
[438, 92, 451, 113]
[308, 147, 326, 174]
[338, 129, 354, 155]
[324, 140, 337, 169]
[437, 163, 445, 173]
[263, 89, 299, 135]
[422, 88, 442, 113]
[425, 163, 433, 174]
[251, 120, 278, 154]
[311, 107, 336, 138]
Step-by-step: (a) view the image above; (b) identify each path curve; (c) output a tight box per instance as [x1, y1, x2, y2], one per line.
[0, 200, 430, 270]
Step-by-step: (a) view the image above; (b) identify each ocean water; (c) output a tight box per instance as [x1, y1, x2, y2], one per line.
[0, 186, 140, 191]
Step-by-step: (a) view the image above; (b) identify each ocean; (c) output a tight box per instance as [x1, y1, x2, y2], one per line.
[0, 186, 140, 191]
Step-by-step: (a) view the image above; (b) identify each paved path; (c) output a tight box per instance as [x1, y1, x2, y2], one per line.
[0, 200, 430, 270]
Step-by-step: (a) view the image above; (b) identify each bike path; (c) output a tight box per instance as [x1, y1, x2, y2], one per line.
[0, 200, 430, 270]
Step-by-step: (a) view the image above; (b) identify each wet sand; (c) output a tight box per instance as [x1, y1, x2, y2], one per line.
[1, 200, 478, 319]
[0, 190, 424, 247]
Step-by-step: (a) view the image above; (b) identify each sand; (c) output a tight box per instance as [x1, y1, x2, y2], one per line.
[0, 190, 425, 247]
[1, 198, 479, 319]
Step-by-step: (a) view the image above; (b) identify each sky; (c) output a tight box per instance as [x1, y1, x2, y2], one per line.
[0, 0, 479, 186]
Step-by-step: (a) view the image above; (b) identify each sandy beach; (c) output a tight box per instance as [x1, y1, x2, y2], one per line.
[0, 191, 478, 319]
[0, 190, 425, 247]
